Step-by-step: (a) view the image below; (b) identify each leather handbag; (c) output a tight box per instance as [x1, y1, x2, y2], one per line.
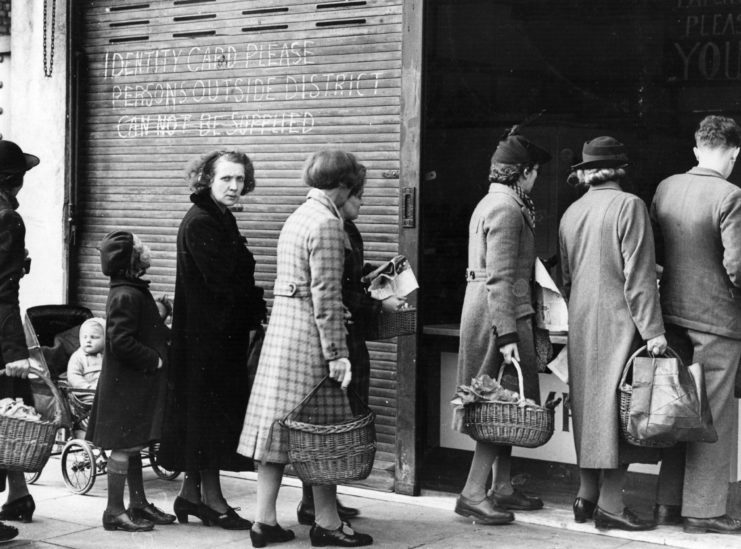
[622, 345, 717, 445]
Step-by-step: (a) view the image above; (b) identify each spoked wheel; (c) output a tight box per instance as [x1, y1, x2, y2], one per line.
[61, 440, 97, 494]
[24, 470, 41, 484]
[148, 443, 180, 481]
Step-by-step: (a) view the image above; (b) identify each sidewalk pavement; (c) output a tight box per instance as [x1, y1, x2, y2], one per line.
[2, 457, 738, 549]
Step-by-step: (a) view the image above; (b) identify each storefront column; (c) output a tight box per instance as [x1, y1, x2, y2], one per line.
[395, 0, 423, 496]
[10, 0, 70, 308]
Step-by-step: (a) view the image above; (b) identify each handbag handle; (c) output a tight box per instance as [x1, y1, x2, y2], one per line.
[282, 375, 373, 424]
[496, 357, 526, 399]
[619, 345, 683, 387]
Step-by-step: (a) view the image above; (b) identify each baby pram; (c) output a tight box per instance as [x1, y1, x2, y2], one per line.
[23, 304, 179, 494]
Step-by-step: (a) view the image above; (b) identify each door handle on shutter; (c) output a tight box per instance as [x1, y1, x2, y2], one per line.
[402, 187, 416, 228]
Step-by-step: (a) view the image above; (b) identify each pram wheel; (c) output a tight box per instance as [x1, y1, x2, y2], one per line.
[148, 443, 180, 481]
[24, 471, 41, 484]
[61, 440, 97, 494]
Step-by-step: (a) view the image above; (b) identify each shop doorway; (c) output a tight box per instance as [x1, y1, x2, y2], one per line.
[417, 0, 741, 492]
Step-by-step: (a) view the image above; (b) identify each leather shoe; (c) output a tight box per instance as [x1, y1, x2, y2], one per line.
[683, 515, 741, 534]
[593, 506, 656, 531]
[297, 500, 360, 526]
[0, 494, 35, 523]
[573, 497, 596, 523]
[0, 521, 17, 542]
[309, 522, 372, 547]
[102, 510, 154, 532]
[250, 522, 295, 548]
[129, 503, 176, 525]
[489, 489, 543, 511]
[654, 504, 682, 526]
[454, 495, 514, 525]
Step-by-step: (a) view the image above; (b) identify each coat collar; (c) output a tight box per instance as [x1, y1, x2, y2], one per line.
[587, 181, 622, 192]
[307, 188, 343, 220]
[688, 166, 726, 179]
[488, 183, 524, 207]
[110, 275, 150, 290]
[487, 183, 534, 232]
[191, 191, 230, 218]
[0, 189, 18, 211]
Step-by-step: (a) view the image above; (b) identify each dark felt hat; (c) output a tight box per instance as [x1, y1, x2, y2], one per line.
[571, 136, 628, 170]
[491, 133, 551, 166]
[0, 140, 39, 173]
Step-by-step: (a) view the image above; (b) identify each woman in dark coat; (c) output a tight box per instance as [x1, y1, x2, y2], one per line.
[0, 141, 40, 542]
[559, 137, 666, 531]
[87, 230, 174, 532]
[454, 130, 550, 526]
[295, 180, 406, 526]
[158, 150, 266, 530]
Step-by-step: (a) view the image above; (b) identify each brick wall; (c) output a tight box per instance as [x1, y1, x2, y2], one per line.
[0, 2, 10, 36]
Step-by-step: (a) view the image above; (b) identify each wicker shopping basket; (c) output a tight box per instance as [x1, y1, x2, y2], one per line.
[280, 376, 376, 485]
[618, 346, 676, 449]
[365, 307, 417, 341]
[464, 358, 554, 448]
[0, 365, 63, 472]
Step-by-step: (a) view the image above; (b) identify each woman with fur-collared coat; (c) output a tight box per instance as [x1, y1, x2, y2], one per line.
[238, 150, 373, 548]
[454, 130, 551, 526]
[559, 137, 666, 531]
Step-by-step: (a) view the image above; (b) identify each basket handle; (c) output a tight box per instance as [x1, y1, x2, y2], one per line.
[0, 364, 64, 425]
[496, 357, 525, 399]
[619, 345, 683, 387]
[283, 375, 372, 423]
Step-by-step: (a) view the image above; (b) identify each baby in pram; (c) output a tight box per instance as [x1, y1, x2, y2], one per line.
[65, 318, 105, 431]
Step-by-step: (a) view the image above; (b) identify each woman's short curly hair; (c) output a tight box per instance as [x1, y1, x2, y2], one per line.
[303, 149, 366, 193]
[580, 167, 627, 186]
[186, 150, 256, 195]
[488, 162, 534, 186]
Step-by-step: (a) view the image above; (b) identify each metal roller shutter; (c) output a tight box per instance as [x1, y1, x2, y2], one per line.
[74, 0, 403, 487]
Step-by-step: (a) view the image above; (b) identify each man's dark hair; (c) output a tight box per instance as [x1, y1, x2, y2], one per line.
[695, 115, 741, 149]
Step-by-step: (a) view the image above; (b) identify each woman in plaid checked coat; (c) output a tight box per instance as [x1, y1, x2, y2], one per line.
[238, 150, 373, 547]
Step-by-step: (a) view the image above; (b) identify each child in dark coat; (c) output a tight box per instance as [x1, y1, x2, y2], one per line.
[86, 230, 175, 532]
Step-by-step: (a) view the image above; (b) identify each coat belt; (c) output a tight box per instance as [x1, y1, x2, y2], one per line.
[465, 268, 487, 282]
[273, 281, 311, 298]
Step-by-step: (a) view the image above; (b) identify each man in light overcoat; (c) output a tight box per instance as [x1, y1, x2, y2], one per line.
[651, 115, 741, 535]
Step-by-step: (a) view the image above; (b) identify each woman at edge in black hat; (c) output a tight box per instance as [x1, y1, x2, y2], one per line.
[0, 140, 42, 542]
[453, 130, 550, 526]
[558, 136, 666, 531]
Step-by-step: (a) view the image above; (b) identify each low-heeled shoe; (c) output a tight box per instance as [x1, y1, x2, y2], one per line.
[654, 504, 682, 526]
[593, 506, 656, 531]
[200, 504, 252, 530]
[0, 494, 35, 523]
[173, 496, 206, 525]
[102, 510, 154, 532]
[129, 503, 176, 525]
[297, 500, 360, 526]
[309, 522, 372, 547]
[683, 515, 741, 534]
[0, 522, 18, 542]
[454, 495, 514, 525]
[489, 489, 543, 511]
[250, 522, 295, 548]
[573, 497, 596, 523]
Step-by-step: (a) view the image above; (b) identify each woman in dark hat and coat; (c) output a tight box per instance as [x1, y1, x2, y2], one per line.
[0, 141, 41, 542]
[454, 129, 551, 526]
[558, 137, 666, 531]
